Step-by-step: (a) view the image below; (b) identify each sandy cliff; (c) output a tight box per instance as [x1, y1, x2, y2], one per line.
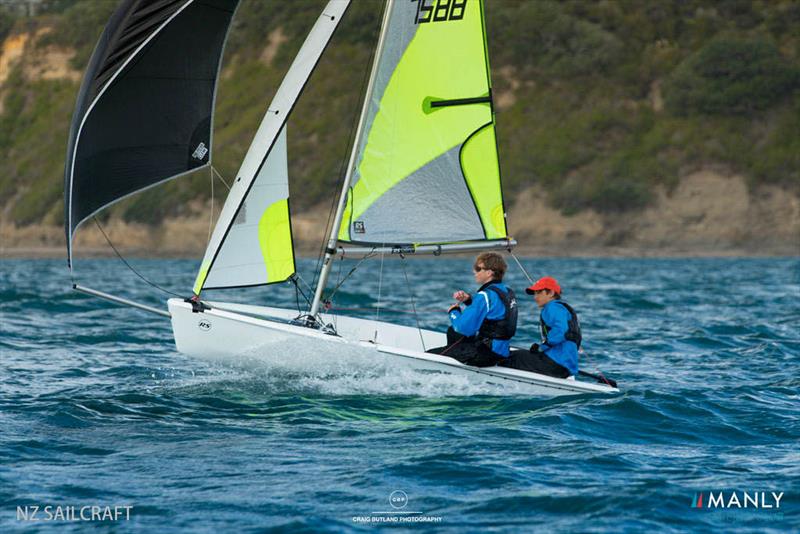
[2, 171, 797, 258]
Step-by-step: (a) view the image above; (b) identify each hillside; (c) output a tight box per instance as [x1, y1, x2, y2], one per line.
[0, 0, 798, 257]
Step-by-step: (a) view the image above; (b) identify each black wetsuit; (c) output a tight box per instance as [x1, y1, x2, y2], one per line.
[499, 348, 570, 378]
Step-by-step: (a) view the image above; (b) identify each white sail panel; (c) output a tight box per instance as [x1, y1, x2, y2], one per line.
[200, 127, 291, 289]
[193, 0, 351, 294]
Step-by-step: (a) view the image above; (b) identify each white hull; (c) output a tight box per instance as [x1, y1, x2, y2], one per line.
[168, 299, 619, 397]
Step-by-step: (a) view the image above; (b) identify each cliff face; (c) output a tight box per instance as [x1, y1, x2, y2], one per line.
[1, 1, 798, 258]
[2, 28, 78, 76]
[3, 170, 797, 258]
[508, 171, 799, 255]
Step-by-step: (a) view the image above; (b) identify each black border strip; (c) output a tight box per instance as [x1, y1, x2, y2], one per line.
[478, 0, 508, 238]
[430, 95, 492, 108]
[458, 121, 494, 240]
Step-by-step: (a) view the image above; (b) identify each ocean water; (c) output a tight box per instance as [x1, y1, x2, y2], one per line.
[1, 256, 798, 532]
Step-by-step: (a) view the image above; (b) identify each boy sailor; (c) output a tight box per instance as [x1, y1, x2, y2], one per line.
[501, 276, 580, 378]
[428, 253, 517, 367]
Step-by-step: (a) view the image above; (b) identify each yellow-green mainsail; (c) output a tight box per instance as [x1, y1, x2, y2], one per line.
[338, 0, 506, 245]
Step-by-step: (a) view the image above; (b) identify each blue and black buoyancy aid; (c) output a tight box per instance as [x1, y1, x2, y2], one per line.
[477, 283, 518, 342]
[540, 301, 582, 348]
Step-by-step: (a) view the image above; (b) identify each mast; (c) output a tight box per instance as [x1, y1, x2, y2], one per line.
[309, 0, 394, 319]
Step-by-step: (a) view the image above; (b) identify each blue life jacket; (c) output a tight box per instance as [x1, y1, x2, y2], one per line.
[449, 281, 517, 357]
[540, 301, 582, 349]
[538, 300, 581, 375]
[478, 285, 518, 342]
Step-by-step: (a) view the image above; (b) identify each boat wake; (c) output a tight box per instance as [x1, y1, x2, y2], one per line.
[182, 337, 533, 397]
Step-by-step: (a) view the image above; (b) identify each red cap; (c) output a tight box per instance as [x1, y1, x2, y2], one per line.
[526, 276, 561, 295]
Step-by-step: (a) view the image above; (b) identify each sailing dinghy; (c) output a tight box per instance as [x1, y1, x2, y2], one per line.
[65, 0, 619, 397]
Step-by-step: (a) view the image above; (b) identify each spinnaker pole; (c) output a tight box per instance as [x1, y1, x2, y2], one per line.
[309, 0, 394, 320]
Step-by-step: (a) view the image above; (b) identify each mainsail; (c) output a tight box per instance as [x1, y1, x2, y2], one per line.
[337, 0, 506, 246]
[65, 0, 240, 267]
[192, 0, 351, 294]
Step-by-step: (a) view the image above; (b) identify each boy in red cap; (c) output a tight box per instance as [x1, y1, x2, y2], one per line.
[500, 276, 581, 378]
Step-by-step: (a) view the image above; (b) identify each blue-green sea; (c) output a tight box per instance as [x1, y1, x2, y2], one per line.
[1, 257, 798, 532]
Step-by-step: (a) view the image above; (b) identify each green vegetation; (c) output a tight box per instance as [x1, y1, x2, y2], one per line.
[0, 6, 14, 44]
[35, 0, 117, 69]
[0, 0, 798, 227]
[0, 65, 76, 225]
[665, 36, 799, 115]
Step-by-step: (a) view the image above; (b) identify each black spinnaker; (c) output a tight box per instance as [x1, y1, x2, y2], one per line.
[64, 0, 239, 267]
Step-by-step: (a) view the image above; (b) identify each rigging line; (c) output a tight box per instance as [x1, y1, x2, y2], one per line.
[292, 277, 311, 304]
[331, 254, 345, 330]
[324, 249, 376, 304]
[330, 305, 439, 314]
[92, 217, 182, 298]
[290, 275, 312, 307]
[294, 273, 315, 295]
[211, 165, 231, 191]
[291, 276, 311, 311]
[294, 272, 316, 299]
[399, 254, 426, 352]
[294, 283, 301, 313]
[375, 250, 385, 324]
[509, 250, 534, 284]
[207, 165, 214, 244]
[373, 233, 388, 340]
[311, 16, 381, 290]
[440, 336, 465, 356]
[334, 252, 344, 301]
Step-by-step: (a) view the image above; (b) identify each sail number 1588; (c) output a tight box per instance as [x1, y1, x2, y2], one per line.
[412, 0, 467, 24]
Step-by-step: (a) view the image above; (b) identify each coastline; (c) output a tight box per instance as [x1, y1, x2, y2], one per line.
[3, 172, 798, 260]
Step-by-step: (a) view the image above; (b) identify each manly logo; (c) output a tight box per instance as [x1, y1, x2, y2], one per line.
[197, 320, 212, 331]
[691, 491, 784, 509]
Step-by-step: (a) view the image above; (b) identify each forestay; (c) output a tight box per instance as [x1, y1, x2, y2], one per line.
[64, 0, 240, 267]
[193, 0, 351, 294]
[337, 0, 506, 246]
